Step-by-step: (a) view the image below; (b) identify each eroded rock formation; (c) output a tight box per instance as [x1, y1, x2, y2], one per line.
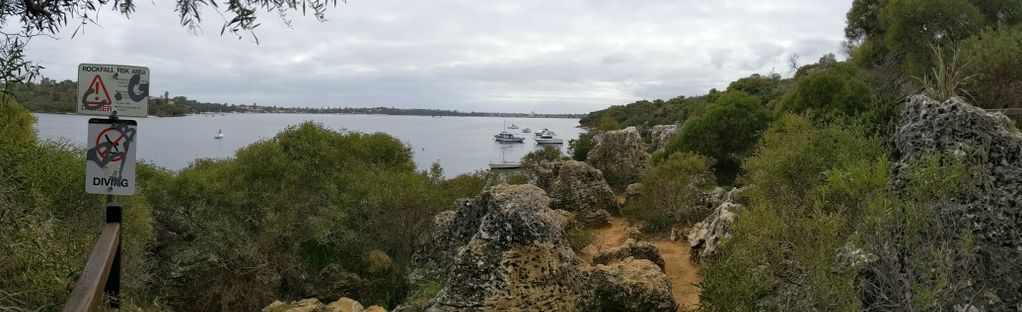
[416, 184, 677, 312]
[649, 124, 680, 152]
[686, 187, 744, 260]
[587, 127, 651, 190]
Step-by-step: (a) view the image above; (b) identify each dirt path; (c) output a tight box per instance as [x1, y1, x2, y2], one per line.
[584, 217, 701, 311]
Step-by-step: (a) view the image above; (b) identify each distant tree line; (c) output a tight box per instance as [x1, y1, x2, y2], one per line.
[9, 77, 584, 118]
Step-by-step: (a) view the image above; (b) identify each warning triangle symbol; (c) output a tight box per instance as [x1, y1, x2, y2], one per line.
[85, 74, 112, 107]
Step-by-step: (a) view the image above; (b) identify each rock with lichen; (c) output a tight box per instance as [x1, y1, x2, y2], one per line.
[587, 127, 651, 190]
[592, 239, 666, 272]
[649, 125, 680, 152]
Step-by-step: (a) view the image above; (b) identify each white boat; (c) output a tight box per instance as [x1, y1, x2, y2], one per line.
[494, 131, 525, 143]
[488, 161, 522, 169]
[535, 131, 563, 144]
[535, 128, 550, 136]
[507, 124, 519, 129]
[214, 129, 224, 139]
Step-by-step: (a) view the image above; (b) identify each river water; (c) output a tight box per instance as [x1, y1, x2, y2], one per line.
[33, 113, 582, 177]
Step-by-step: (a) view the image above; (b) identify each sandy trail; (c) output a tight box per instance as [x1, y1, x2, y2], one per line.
[584, 216, 701, 311]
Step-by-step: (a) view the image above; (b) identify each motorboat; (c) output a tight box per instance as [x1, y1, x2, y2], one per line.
[494, 131, 525, 143]
[535, 131, 563, 144]
[535, 128, 550, 136]
[507, 124, 520, 129]
[214, 129, 224, 139]
[488, 161, 522, 169]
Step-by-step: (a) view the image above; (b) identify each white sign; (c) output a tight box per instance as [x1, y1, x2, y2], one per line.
[77, 63, 150, 117]
[85, 118, 138, 195]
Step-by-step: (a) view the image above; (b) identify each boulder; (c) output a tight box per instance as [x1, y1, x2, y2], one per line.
[889, 95, 1022, 307]
[419, 184, 678, 312]
[592, 239, 666, 272]
[649, 125, 680, 152]
[587, 127, 651, 190]
[577, 209, 612, 227]
[687, 188, 744, 260]
[625, 183, 642, 199]
[264, 298, 382, 312]
[427, 184, 594, 311]
[547, 160, 620, 216]
[589, 259, 678, 312]
[325, 297, 364, 312]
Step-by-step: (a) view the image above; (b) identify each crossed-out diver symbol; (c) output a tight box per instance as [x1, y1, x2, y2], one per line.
[96, 127, 127, 162]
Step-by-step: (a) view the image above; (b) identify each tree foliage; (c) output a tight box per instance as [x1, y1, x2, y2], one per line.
[662, 91, 771, 183]
[961, 26, 1022, 108]
[623, 153, 715, 233]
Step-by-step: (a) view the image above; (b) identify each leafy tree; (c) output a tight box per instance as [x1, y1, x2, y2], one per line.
[775, 62, 878, 118]
[961, 26, 1022, 108]
[662, 91, 771, 184]
[569, 131, 597, 161]
[726, 73, 787, 104]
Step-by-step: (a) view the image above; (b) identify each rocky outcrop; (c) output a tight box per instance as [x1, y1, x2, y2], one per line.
[426, 184, 593, 311]
[590, 259, 678, 312]
[587, 127, 651, 190]
[649, 125, 680, 152]
[686, 187, 744, 260]
[417, 184, 677, 312]
[592, 239, 666, 272]
[547, 160, 620, 216]
[263, 297, 386, 312]
[888, 95, 1022, 307]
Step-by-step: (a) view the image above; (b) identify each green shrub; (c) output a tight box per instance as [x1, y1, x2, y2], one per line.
[961, 26, 1022, 109]
[155, 122, 446, 310]
[663, 91, 771, 184]
[597, 113, 622, 131]
[699, 114, 887, 311]
[775, 63, 880, 118]
[623, 153, 715, 233]
[569, 131, 596, 161]
[0, 96, 158, 310]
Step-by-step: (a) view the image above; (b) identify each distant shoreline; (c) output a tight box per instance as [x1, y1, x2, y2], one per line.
[31, 111, 584, 119]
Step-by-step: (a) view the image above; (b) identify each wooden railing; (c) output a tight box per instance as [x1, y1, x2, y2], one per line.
[63, 203, 122, 312]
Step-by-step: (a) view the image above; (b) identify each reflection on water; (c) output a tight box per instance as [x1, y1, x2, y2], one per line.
[33, 113, 583, 177]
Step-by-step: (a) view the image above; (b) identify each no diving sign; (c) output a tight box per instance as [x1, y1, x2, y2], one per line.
[86, 118, 138, 195]
[77, 63, 150, 117]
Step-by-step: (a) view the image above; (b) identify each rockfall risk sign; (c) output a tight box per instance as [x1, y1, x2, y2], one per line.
[85, 118, 138, 195]
[77, 63, 150, 117]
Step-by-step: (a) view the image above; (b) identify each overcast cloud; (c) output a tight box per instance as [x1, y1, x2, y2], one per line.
[25, 0, 852, 113]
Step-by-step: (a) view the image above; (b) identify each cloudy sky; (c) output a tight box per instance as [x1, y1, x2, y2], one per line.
[26, 0, 852, 113]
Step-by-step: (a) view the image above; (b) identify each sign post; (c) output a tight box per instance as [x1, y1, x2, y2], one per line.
[76, 63, 148, 308]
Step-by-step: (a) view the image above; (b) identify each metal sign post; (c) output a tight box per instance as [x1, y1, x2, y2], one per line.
[75, 63, 148, 309]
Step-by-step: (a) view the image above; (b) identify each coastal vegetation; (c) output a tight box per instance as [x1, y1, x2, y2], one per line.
[3, 0, 1022, 311]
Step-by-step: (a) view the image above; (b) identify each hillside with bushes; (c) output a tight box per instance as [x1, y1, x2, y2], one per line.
[4, 0, 1022, 311]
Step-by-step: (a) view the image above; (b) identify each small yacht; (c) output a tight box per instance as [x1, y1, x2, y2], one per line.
[535, 128, 550, 136]
[535, 131, 563, 144]
[214, 129, 224, 139]
[507, 124, 520, 130]
[494, 131, 525, 143]
[488, 160, 522, 169]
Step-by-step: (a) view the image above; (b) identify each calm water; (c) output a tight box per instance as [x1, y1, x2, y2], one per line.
[32, 113, 582, 177]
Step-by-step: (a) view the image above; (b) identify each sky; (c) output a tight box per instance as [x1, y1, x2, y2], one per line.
[24, 0, 853, 114]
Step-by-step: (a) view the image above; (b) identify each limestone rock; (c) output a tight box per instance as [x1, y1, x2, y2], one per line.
[427, 184, 594, 311]
[587, 127, 651, 190]
[626, 183, 642, 199]
[548, 160, 620, 216]
[325, 297, 364, 312]
[577, 209, 612, 227]
[590, 259, 678, 312]
[649, 124, 680, 152]
[363, 306, 387, 312]
[687, 188, 744, 260]
[592, 239, 666, 272]
[889, 95, 1022, 307]
[418, 184, 677, 311]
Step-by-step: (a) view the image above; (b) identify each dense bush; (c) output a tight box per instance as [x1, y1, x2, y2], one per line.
[726, 73, 790, 105]
[149, 122, 455, 311]
[699, 114, 888, 311]
[662, 91, 771, 184]
[775, 63, 878, 118]
[0, 96, 160, 310]
[961, 26, 1022, 109]
[622, 153, 715, 233]
[569, 131, 596, 161]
